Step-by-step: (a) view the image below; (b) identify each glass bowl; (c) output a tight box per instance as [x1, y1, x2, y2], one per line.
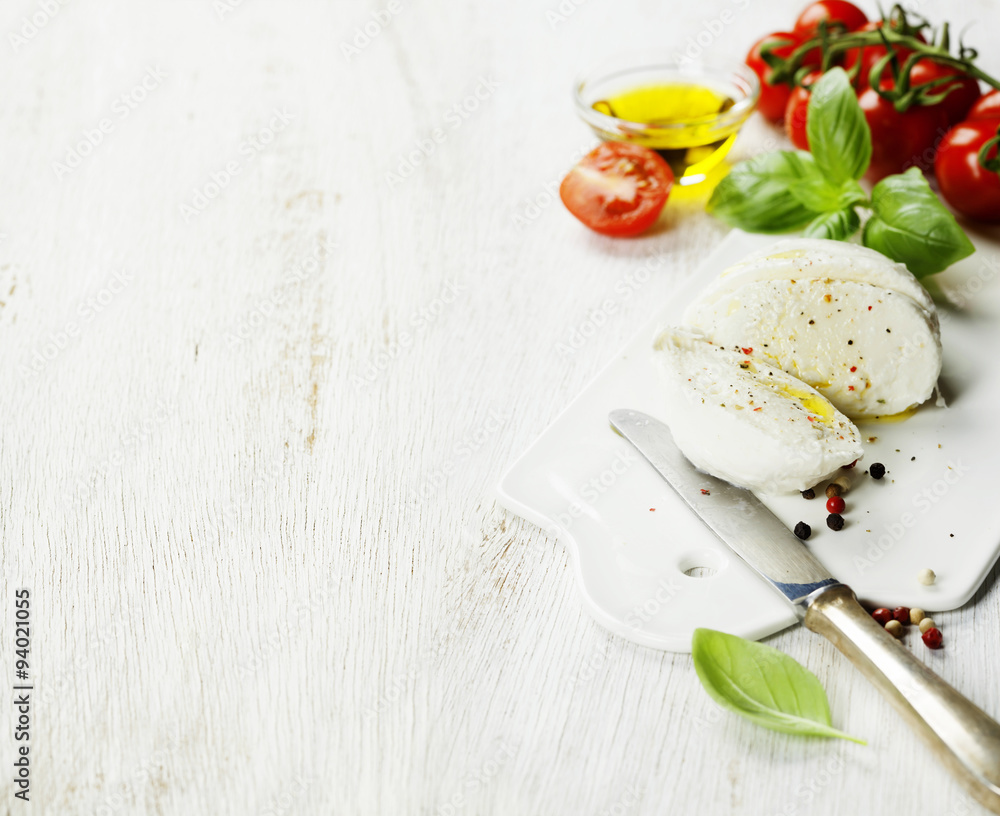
[574, 54, 760, 186]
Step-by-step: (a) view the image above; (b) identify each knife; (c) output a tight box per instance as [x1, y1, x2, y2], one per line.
[610, 408, 1000, 814]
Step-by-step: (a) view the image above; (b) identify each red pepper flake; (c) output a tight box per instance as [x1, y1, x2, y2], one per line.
[649, 508, 656, 512]
[753, 407, 762, 411]
[741, 347, 753, 355]
[867, 305, 872, 311]
[700, 488, 711, 495]
[848, 385, 855, 391]
[807, 416, 816, 422]
[850, 366, 857, 372]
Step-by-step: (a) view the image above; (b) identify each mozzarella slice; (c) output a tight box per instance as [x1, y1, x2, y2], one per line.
[683, 238, 942, 419]
[689, 238, 936, 317]
[653, 328, 863, 494]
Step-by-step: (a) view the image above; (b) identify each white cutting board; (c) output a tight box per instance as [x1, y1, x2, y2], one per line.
[497, 228, 1000, 652]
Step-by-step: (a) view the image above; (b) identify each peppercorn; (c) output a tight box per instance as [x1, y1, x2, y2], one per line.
[910, 607, 926, 626]
[793, 521, 812, 540]
[885, 620, 903, 638]
[892, 606, 910, 624]
[922, 627, 943, 649]
[872, 607, 892, 625]
[831, 474, 853, 493]
[826, 496, 845, 514]
[918, 617, 936, 634]
[869, 462, 886, 480]
[801, 488, 815, 500]
[826, 513, 845, 531]
[918, 568, 936, 586]
[825, 483, 842, 499]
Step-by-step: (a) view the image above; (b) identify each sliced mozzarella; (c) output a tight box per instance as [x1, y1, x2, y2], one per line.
[653, 328, 863, 494]
[684, 278, 942, 419]
[685, 238, 937, 319]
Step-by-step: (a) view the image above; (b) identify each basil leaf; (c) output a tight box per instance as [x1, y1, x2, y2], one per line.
[708, 151, 824, 233]
[691, 628, 865, 743]
[806, 67, 872, 184]
[863, 167, 976, 277]
[804, 207, 861, 240]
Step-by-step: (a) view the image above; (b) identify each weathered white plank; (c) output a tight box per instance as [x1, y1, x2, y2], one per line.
[1, 0, 999, 813]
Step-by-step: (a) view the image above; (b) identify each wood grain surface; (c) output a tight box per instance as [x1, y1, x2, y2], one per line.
[1, 0, 999, 814]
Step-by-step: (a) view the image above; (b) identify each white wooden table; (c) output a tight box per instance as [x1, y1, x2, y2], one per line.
[3, 0, 1000, 813]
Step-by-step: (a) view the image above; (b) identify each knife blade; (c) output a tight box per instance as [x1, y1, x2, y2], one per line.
[608, 408, 838, 609]
[610, 407, 1000, 813]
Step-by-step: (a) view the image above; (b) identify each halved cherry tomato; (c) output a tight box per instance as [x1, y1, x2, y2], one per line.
[746, 31, 816, 122]
[934, 120, 1000, 223]
[967, 90, 1000, 122]
[793, 0, 868, 38]
[784, 71, 823, 150]
[857, 86, 949, 181]
[559, 142, 674, 237]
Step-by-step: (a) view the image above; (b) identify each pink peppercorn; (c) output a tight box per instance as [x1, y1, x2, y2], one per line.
[922, 627, 943, 649]
[872, 608, 892, 626]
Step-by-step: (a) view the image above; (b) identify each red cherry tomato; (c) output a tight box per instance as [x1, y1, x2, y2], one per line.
[794, 0, 868, 38]
[842, 20, 921, 88]
[908, 60, 982, 125]
[746, 31, 812, 122]
[934, 120, 1000, 223]
[784, 70, 824, 150]
[966, 89, 1000, 122]
[559, 142, 674, 237]
[857, 86, 949, 181]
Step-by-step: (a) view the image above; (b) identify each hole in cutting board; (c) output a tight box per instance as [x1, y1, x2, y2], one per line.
[683, 565, 718, 578]
[678, 549, 726, 579]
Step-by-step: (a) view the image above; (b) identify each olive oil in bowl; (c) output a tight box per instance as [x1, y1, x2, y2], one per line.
[575, 59, 759, 186]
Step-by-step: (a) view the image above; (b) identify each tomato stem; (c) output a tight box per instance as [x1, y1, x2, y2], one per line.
[762, 3, 1000, 108]
[979, 125, 1000, 175]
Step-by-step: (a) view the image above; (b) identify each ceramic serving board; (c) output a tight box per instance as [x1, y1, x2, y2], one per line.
[497, 228, 1000, 652]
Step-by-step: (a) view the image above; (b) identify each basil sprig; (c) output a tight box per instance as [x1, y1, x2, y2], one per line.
[707, 67, 975, 277]
[692, 628, 866, 743]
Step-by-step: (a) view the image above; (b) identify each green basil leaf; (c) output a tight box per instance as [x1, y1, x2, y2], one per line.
[691, 628, 865, 743]
[707, 151, 825, 233]
[863, 167, 976, 277]
[804, 207, 861, 240]
[806, 67, 872, 184]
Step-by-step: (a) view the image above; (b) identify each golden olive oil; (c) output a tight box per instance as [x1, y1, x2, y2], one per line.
[593, 82, 739, 184]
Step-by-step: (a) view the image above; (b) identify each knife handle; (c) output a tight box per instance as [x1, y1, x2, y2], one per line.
[803, 583, 1000, 814]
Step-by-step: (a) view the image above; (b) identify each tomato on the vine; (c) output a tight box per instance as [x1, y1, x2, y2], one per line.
[968, 90, 1000, 122]
[784, 71, 824, 150]
[907, 60, 982, 125]
[857, 86, 949, 181]
[842, 20, 922, 87]
[746, 31, 818, 122]
[793, 0, 868, 38]
[934, 120, 1000, 223]
[559, 142, 674, 237]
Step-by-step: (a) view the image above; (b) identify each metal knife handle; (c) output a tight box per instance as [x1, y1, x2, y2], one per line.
[804, 584, 1000, 814]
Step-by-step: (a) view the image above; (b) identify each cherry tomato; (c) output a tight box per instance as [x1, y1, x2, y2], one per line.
[794, 0, 868, 38]
[746, 31, 813, 122]
[908, 60, 981, 125]
[784, 71, 824, 150]
[857, 86, 949, 181]
[934, 119, 1000, 223]
[967, 89, 1000, 122]
[842, 20, 921, 88]
[559, 142, 674, 237]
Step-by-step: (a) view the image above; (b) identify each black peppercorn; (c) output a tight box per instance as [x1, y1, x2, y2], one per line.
[794, 521, 812, 540]
[869, 462, 886, 480]
[801, 488, 815, 500]
[827, 513, 845, 531]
